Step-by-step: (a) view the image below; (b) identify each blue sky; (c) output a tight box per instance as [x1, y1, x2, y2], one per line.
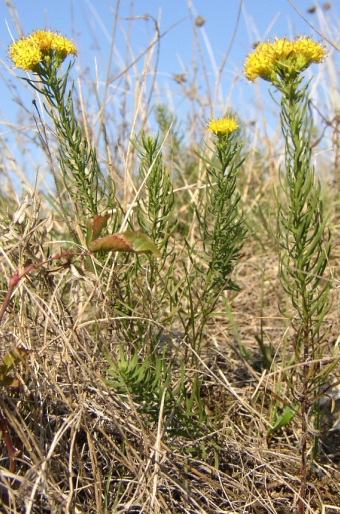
[1, 1, 339, 116]
[0, 1, 339, 185]
[2, 1, 338, 101]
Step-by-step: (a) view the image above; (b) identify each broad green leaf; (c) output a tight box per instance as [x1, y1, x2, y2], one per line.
[0, 347, 29, 388]
[0, 376, 20, 387]
[268, 403, 299, 435]
[89, 230, 161, 257]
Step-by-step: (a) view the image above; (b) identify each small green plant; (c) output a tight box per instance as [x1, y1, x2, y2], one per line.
[136, 133, 176, 248]
[104, 347, 207, 445]
[183, 117, 247, 353]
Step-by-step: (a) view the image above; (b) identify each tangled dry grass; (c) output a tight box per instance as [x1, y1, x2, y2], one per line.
[0, 159, 339, 514]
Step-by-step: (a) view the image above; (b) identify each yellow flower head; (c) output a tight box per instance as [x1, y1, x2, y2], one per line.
[9, 29, 77, 72]
[244, 37, 325, 83]
[30, 30, 77, 59]
[8, 37, 42, 71]
[293, 37, 324, 70]
[208, 117, 238, 135]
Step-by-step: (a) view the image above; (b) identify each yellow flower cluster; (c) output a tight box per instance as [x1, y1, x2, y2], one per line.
[244, 37, 325, 82]
[9, 29, 77, 71]
[208, 117, 238, 135]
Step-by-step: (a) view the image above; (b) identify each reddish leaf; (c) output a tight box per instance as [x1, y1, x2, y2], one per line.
[86, 214, 110, 247]
[89, 230, 161, 257]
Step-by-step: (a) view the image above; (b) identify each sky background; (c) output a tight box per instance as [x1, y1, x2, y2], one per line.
[0, 0, 339, 185]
